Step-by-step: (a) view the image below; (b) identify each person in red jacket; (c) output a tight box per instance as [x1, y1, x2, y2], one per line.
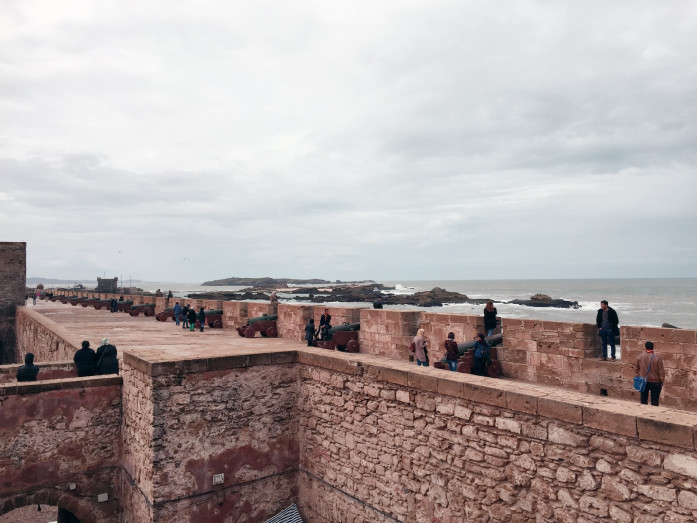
[635, 341, 665, 406]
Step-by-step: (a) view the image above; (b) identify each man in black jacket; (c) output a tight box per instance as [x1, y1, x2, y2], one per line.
[17, 353, 40, 382]
[596, 300, 619, 361]
[73, 340, 97, 377]
[319, 309, 331, 340]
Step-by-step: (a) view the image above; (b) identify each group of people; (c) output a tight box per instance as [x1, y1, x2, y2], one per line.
[73, 339, 119, 376]
[304, 309, 332, 345]
[172, 302, 207, 332]
[15, 338, 119, 382]
[413, 329, 491, 375]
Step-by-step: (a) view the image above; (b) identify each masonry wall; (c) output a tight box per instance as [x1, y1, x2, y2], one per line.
[295, 352, 697, 522]
[0, 360, 77, 383]
[120, 351, 301, 523]
[0, 376, 122, 522]
[0, 242, 26, 364]
[15, 307, 80, 363]
[359, 310, 421, 360]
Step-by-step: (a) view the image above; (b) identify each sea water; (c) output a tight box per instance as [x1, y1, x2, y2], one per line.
[107, 278, 697, 330]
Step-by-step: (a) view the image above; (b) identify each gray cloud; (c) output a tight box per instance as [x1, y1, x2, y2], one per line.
[1, 0, 696, 281]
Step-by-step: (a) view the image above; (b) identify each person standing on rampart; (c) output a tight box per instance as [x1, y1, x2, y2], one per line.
[187, 306, 197, 332]
[305, 319, 315, 346]
[444, 332, 459, 371]
[319, 309, 332, 340]
[270, 291, 279, 314]
[635, 341, 665, 406]
[73, 340, 96, 377]
[173, 302, 182, 326]
[471, 333, 491, 376]
[16, 353, 39, 382]
[596, 300, 619, 361]
[413, 328, 428, 367]
[198, 307, 206, 332]
[182, 304, 190, 329]
[483, 301, 498, 337]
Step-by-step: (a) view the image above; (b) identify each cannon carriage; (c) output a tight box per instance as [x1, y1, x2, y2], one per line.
[237, 314, 278, 338]
[315, 322, 360, 353]
[156, 308, 176, 322]
[129, 303, 155, 317]
[201, 309, 223, 329]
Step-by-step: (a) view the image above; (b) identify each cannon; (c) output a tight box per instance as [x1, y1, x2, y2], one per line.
[94, 299, 113, 310]
[116, 300, 134, 313]
[455, 334, 503, 377]
[315, 322, 360, 353]
[237, 314, 278, 338]
[49, 295, 59, 302]
[81, 298, 99, 307]
[156, 308, 176, 322]
[129, 303, 156, 317]
[69, 297, 88, 306]
[203, 309, 223, 328]
[59, 295, 78, 304]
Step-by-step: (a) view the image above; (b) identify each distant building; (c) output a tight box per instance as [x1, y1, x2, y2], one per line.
[97, 277, 118, 293]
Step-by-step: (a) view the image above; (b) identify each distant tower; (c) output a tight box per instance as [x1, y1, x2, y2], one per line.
[97, 277, 118, 293]
[0, 242, 26, 364]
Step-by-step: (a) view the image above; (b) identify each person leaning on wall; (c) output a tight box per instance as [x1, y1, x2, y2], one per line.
[635, 341, 665, 406]
[483, 300, 498, 337]
[73, 340, 96, 377]
[16, 353, 40, 382]
[96, 338, 119, 375]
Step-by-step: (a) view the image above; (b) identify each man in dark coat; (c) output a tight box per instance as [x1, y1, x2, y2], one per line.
[182, 304, 190, 329]
[73, 340, 97, 377]
[305, 319, 315, 346]
[198, 307, 206, 332]
[17, 353, 40, 382]
[596, 300, 620, 361]
[444, 332, 459, 372]
[96, 338, 119, 375]
[319, 309, 331, 340]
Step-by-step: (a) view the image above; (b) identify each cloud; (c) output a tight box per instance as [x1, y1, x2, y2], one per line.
[1, 0, 696, 280]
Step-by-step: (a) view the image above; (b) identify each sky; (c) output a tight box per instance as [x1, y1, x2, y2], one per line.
[2, 0, 696, 282]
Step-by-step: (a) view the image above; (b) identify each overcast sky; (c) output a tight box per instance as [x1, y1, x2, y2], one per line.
[2, 0, 696, 282]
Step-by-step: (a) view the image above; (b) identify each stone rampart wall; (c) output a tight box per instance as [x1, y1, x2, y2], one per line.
[359, 309, 421, 360]
[15, 307, 80, 363]
[0, 242, 25, 364]
[45, 291, 697, 409]
[0, 376, 122, 522]
[296, 350, 697, 522]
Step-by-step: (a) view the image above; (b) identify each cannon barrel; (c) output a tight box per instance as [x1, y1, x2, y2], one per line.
[328, 322, 360, 334]
[247, 314, 278, 325]
[130, 303, 155, 309]
[457, 334, 503, 357]
[205, 309, 223, 315]
[118, 300, 134, 305]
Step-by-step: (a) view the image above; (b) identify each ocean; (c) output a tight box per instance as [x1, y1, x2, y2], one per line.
[64, 278, 697, 330]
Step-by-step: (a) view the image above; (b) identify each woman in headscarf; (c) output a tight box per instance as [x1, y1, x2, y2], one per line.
[96, 338, 119, 375]
[413, 328, 428, 367]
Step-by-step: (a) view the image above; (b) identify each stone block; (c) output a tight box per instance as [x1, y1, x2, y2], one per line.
[538, 398, 583, 424]
[437, 376, 465, 399]
[407, 370, 439, 393]
[583, 406, 636, 437]
[637, 416, 693, 449]
[506, 391, 537, 414]
[664, 453, 697, 480]
[462, 381, 506, 408]
[363, 363, 409, 386]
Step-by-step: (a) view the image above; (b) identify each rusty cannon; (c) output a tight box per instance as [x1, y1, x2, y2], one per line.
[81, 297, 99, 307]
[237, 314, 278, 338]
[116, 300, 134, 313]
[156, 308, 176, 322]
[455, 333, 503, 377]
[129, 303, 155, 317]
[94, 299, 113, 310]
[315, 322, 360, 353]
[203, 309, 223, 328]
[69, 297, 88, 306]
[59, 295, 78, 304]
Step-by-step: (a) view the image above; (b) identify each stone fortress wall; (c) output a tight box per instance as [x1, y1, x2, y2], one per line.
[0, 242, 26, 364]
[44, 289, 697, 412]
[5, 283, 697, 521]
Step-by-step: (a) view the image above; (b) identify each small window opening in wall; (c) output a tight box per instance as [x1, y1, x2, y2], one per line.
[600, 389, 608, 396]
